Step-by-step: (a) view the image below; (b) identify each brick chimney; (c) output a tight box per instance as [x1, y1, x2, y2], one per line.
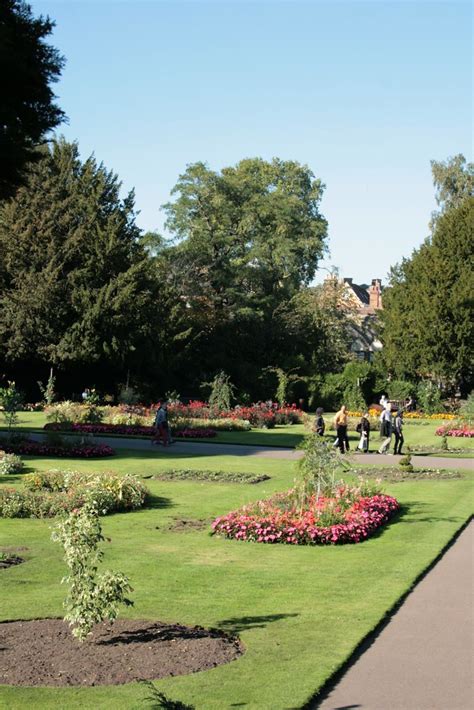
[368, 279, 382, 310]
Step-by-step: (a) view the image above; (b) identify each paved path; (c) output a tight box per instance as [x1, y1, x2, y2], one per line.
[314, 521, 474, 710]
[29, 433, 474, 469]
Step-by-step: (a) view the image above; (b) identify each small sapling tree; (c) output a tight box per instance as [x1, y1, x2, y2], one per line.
[206, 371, 235, 412]
[52, 504, 133, 641]
[295, 434, 348, 509]
[0, 381, 23, 434]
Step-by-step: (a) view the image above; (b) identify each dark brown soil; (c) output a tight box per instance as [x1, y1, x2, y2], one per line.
[0, 618, 243, 687]
[168, 518, 209, 532]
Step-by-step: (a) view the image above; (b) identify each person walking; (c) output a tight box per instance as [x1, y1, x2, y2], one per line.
[334, 405, 349, 453]
[153, 402, 168, 447]
[357, 412, 371, 452]
[393, 409, 404, 455]
[313, 407, 325, 436]
[378, 406, 393, 454]
[162, 402, 173, 445]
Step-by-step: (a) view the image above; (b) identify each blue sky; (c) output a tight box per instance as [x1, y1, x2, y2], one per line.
[32, 0, 472, 284]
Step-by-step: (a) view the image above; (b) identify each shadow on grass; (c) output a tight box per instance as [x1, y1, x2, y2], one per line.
[396, 501, 462, 525]
[303, 516, 473, 709]
[146, 493, 174, 510]
[215, 613, 299, 634]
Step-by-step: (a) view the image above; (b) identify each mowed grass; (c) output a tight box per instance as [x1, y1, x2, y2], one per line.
[0, 448, 473, 709]
[2, 411, 473, 453]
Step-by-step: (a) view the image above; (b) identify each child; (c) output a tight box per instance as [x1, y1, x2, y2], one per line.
[313, 407, 325, 436]
[356, 412, 371, 452]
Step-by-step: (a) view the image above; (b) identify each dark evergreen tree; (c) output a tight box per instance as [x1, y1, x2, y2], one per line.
[380, 196, 474, 394]
[0, 0, 65, 199]
[0, 139, 158, 391]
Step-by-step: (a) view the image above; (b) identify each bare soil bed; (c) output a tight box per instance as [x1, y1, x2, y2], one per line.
[0, 618, 243, 687]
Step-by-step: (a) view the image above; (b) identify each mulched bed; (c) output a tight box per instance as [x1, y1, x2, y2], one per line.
[0, 618, 243, 687]
[0, 546, 27, 569]
[168, 517, 209, 532]
[350, 467, 463, 481]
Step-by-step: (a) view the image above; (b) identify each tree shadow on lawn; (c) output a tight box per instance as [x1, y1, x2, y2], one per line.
[396, 501, 462, 525]
[215, 613, 299, 635]
[146, 493, 174, 510]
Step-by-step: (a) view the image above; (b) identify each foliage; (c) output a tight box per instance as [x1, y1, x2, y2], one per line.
[206, 371, 235, 412]
[296, 434, 348, 505]
[417, 381, 444, 414]
[380, 196, 473, 394]
[117, 384, 141, 405]
[0, 453, 24, 475]
[45, 401, 83, 424]
[0, 139, 159, 378]
[51, 504, 133, 640]
[460, 392, 474, 417]
[386, 379, 414, 401]
[37, 368, 56, 405]
[0, 0, 65, 199]
[1, 470, 148, 518]
[343, 382, 366, 411]
[153, 469, 270, 484]
[0, 381, 23, 431]
[430, 154, 474, 230]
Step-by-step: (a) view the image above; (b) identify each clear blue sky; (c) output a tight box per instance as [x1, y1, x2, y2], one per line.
[32, 0, 472, 285]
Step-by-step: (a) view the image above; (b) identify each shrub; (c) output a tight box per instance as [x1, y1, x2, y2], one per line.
[0, 382, 23, 431]
[387, 379, 414, 401]
[296, 434, 348, 506]
[45, 401, 83, 424]
[1, 470, 148, 518]
[0, 453, 24, 475]
[460, 392, 474, 418]
[51, 504, 133, 640]
[206, 371, 235, 412]
[417, 381, 444, 414]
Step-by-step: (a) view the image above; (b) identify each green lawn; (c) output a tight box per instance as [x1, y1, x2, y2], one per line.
[0, 448, 473, 709]
[2, 411, 473, 454]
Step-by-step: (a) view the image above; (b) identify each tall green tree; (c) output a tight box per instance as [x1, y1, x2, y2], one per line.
[380, 196, 474, 393]
[160, 158, 328, 394]
[0, 139, 158, 384]
[430, 153, 474, 230]
[0, 0, 65, 199]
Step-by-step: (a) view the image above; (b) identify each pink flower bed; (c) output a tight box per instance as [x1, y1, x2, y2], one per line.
[1, 441, 115, 458]
[435, 425, 473, 438]
[167, 401, 304, 427]
[212, 490, 400, 545]
[44, 422, 217, 439]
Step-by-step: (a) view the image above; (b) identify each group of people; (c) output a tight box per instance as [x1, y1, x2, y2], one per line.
[313, 400, 404, 455]
[153, 401, 173, 446]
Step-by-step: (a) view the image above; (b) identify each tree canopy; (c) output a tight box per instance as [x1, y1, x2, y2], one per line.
[0, 139, 158, 385]
[380, 196, 474, 393]
[0, 0, 65, 199]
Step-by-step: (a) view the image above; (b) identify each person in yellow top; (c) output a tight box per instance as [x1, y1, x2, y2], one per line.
[334, 405, 349, 453]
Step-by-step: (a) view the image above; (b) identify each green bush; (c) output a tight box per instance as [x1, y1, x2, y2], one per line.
[387, 379, 414, 401]
[417, 381, 444, 414]
[1, 470, 149, 518]
[0, 453, 24, 475]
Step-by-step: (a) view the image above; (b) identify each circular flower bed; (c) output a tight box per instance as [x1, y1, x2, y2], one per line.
[0, 470, 149, 518]
[212, 486, 399, 545]
[1, 440, 115, 457]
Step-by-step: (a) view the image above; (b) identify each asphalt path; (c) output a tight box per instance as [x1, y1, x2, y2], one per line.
[315, 521, 474, 710]
[28, 433, 474, 469]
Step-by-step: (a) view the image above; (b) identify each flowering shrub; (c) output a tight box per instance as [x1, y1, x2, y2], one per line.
[435, 425, 474, 438]
[0, 453, 24, 475]
[212, 484, 399, 545]
[0, 470, 148, 518]
[173, 428, 217, 438]
[1, 440, 115, 457]
[44, 422, 218, 438]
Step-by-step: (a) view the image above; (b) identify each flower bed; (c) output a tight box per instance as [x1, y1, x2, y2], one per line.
[0, 470, 148, 518]
[1, 440, 115, 457]
[44, 422, 217, 439]
[212, 486, 399, 545]
[435, 425, 473, 438]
